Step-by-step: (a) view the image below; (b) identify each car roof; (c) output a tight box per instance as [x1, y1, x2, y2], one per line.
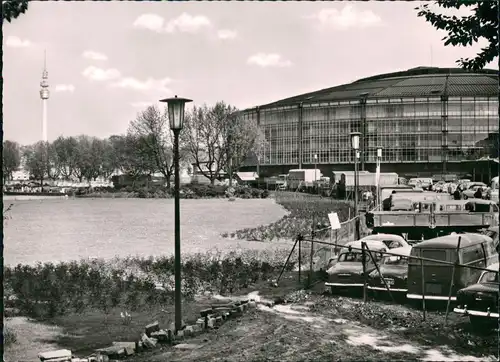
[488, 226, 499, 233]
[413, 233, 493, 250]
[362, 233, 405, 242]
[387, 246, 412, 257]
[485, 262, 499, 272]
[342, 239, 387, 251]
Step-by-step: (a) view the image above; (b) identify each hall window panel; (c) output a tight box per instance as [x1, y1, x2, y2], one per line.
[448, 133, 461, 148]
[448, 117, 461, 132]
[402, 101, 416, 117]
[488, 99, 499, 116]
[475, 100, 489, 118]
[428, 101, 442, 117]
[417, 148, 429, 162]
[448, 148, 464, 162]
[336, 106, 350, 120]
[461, 101, 475, 116]
[414, 102, 429, 117]
[385, 103, 404, 119]
[366, 104, 379, 119]
[428, 148, 442, 162]
[448, 101, 461, 116]
[475, 118, 489, 133]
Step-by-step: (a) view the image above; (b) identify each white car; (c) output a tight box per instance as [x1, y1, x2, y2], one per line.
[463, 183, 488, 199]
[361, 233, 410, 249]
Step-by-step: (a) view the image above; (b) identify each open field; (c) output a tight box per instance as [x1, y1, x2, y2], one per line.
[4, 198, 289, 266]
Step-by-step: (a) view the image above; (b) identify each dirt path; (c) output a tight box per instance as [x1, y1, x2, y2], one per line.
[130, 293, 497, 362]
[4, 317, 68, 362]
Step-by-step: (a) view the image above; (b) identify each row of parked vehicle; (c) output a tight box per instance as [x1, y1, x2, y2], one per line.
[325, 228, 499, 328]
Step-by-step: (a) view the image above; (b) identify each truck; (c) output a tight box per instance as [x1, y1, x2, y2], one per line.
[287, 169, 323, 191]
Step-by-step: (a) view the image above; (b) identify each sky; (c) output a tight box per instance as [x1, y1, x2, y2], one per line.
[3, 1, 497, 145]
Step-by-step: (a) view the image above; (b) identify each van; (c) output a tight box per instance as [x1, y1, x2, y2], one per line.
[406, 233, 498, 301]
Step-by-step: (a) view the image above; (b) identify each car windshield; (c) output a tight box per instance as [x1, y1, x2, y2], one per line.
[479, 271, 499, 283]
[383, 255, 408, 266]
[382, 240, 402, 249]
[338, 252, 363, 263]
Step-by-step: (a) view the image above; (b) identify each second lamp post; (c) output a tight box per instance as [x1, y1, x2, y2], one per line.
[350, 132, 361, 241]
[160, 95, 192, 332]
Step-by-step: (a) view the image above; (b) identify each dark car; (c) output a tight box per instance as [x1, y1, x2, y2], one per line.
[368, 246, 412, 298]
[325, 239, 387, 295]
[453, 262, 499, 328]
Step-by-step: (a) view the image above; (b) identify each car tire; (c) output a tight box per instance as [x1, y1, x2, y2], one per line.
[463, 195, 468, 200]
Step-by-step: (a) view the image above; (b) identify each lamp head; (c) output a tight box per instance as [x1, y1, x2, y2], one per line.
[350, 132, 361, 150]
[159, 95, 193, 131]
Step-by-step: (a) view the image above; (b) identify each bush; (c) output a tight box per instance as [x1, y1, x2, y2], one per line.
[3, 249, 293, 319]
[228, 194, 353, 242]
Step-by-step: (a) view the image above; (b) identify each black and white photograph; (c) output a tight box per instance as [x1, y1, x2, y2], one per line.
[2, 1, 499, 361]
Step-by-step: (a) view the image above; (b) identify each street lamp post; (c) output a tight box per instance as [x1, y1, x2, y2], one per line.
[350, 132, 361, 241]
[160, 95, 192, 332]
[376, 148, 382, 208]
[313, 154, 318, 194]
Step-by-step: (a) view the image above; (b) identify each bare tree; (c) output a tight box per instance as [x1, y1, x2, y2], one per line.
[128, 105, 182, 188]
[45, 142, 61, 181]
[183, 102, 262, 185]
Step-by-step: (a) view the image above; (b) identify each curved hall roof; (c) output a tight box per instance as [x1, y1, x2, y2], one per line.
[252, 66, 498, 110]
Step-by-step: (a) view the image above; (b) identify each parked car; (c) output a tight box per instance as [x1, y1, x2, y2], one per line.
[462, 182, 488, 199]
[325, 239, 387, 294]
[407, 233, 497, 302]
[482, 226, 499, 255]
[362, 233, 410, 249]
[368, 246, 412, 296]
[453, 262, 499, 328]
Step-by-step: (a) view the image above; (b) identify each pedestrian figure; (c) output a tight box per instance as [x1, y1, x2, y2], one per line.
[453, 187, 461, 200]
[474, 187, 483, 199]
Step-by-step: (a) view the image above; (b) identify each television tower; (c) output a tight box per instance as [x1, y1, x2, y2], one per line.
[39, 50, 49, 142]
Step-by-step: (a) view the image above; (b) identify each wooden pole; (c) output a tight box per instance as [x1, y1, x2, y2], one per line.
[421, 256, 426, 321]
[445, 236, 462, 325]
[298, 237, 302, 283]
[361, 241, 367, 303]
[365, 245, 396, 303]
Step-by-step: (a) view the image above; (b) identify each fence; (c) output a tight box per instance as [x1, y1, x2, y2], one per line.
[277, 234, 499, 325]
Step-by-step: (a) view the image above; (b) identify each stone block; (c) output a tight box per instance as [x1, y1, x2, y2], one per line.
[151, 330, 169, 343]
[95, 355, 109, 362]
[38, 349, 72, 361]
[215, 316, 223, 326]
[141, 333, 157, 349]
[192, 324, 201, 335]
[248, 301, 257, 309]
[185, 325, 194, 337]
[167, 329, 174, 343]
[176, 330, 184, 339]
[206, 317, 215, 329]
[145, 321, 160, 337]
[240, 303, 248, 311]
[112, 342, 135, 351]
[200, 308, 212, 318]
[95, 346, 125, 358]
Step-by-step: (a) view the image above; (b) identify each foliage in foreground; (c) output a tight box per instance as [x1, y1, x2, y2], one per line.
[416, 1, 498, 70]
[224, 196, 353, 241]
[3, 249, 294, 320]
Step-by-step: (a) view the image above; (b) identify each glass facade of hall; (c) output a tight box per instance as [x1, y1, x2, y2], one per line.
[242, 96, 499, 166]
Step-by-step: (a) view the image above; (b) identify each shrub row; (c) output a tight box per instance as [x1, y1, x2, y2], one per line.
[224, 196, 353, 241]
[80, 184, 269, 200]
[3, 250, 293, 319]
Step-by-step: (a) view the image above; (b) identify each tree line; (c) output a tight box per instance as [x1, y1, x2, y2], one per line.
[3, 102, 266, 187]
